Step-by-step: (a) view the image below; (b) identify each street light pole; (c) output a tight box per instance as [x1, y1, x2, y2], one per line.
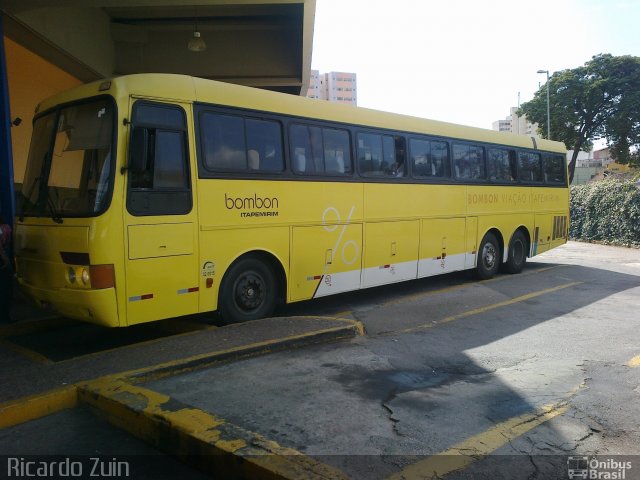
[537, 69, 550, 139]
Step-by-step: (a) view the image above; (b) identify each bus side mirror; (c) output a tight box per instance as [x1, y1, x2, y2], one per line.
[128, 127, 149, 174]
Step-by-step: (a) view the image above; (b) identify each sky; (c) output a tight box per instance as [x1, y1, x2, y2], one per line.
[310, 0, 640, 130]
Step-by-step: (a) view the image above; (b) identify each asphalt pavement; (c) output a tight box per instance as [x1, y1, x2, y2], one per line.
[1, 241, 639, 480]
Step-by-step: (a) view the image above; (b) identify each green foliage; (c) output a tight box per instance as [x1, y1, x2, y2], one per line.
[570, 179, 640, 247]
[519, 54, 640, 182]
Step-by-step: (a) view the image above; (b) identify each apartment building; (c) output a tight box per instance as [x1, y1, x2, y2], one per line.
[492, 107, 539, 137]
[307, 70, 357, 105]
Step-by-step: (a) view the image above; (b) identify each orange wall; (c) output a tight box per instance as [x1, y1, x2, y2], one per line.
[4, 36, 82, 183]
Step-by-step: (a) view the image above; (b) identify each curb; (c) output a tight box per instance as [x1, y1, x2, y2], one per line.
[0, 385, 77, 429]
[0, 317, 362, 479]
[79, 378, 348, 480]
[0, 320, 361, 429]
[125, 321, 362, 384]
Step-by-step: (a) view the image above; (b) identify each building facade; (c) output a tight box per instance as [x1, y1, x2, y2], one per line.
[307, 70, 357, 105]
[569, 148, 630, 185]
[492, 107, 539, 137]
[307, 69, 322, 100]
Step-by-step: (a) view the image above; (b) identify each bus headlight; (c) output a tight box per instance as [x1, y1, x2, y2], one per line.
[65, 264, 114, 289]
[67, 267, 77, 284]
[81, 268, 90, 286]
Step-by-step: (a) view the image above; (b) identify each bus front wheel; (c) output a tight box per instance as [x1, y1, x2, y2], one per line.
[476, 232, 500, 280]
[219, 257, 276, 323]
[502, 230, 527, 274]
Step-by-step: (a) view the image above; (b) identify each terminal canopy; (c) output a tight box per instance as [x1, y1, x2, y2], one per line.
[1, 0, 315, 95]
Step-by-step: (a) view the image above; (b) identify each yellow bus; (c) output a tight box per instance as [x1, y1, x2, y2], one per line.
[15, 74, 569, 327]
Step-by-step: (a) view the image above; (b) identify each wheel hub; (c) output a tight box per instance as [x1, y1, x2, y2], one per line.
[483, 244, 497, 269]
[236, 273, 263, 310]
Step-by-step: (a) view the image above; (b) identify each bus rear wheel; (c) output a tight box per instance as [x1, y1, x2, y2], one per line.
[476, 232, 500, 280]
[502, 230, 527, 274]
[219, 257, 276, 323]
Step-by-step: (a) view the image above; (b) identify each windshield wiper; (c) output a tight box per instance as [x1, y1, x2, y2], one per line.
[18, 176, 40, 222]
[46, 189, 63, 224]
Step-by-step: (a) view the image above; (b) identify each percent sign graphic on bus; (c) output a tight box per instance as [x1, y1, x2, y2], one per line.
[321, 206, 359, 287]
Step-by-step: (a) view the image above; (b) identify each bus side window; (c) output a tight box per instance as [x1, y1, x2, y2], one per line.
[410, 138, 431, 177]
[394, 136, 407, 177]
[293, 147, 306, 172]
[290, 124, 351, 176]
[200, 112, 284, 173]
[323, 128, 352, 175]
[154, 130, 188, 188]
[454, 144, 485, 180]
[129, 129, 154, 189]
[290, 124, 315, 174]
[543, 154, 566, 184]
[384, 135, 405, 177]
[358, 133, 404, 177]
[431, 140, 450, 178]
[518, 152, 543, 182]
[201, 113, 247, 170]
[245, 118, 284, 172]
[487, 148, 516, 182]
[509, 150, 518, 181]
[357, 133, 383, 175]
[411, 138, 450, 179]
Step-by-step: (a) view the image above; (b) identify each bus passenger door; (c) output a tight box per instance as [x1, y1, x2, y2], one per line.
[123, 100, 199, 325]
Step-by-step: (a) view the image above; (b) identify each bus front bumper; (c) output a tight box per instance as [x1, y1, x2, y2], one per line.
[17, 280, 120, 327]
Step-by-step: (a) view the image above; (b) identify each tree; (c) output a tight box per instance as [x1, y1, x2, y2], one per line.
[518, 54, 640, 183]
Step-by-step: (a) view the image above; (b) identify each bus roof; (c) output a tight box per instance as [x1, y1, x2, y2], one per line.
[38, 73, 566, 153]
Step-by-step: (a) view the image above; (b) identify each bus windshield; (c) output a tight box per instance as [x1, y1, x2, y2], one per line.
[18, 98, 115, 220]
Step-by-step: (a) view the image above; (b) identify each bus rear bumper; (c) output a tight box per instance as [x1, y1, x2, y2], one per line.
[17, 280, 120, 327]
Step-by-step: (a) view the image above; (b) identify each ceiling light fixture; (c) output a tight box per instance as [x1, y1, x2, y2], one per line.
[188, 17, 206, 52]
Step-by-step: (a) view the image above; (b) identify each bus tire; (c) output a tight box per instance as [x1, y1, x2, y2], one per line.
[475, 232, 500, 280]
[219, 257, 276, 323]
[502, 230, 527, 274]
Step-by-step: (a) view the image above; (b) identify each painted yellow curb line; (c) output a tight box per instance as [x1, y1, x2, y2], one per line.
[0, 319, 361, 430]
[383, 264, 566, 309]
[79, 378, 348, 480]
[0, 338, 52, 364]
[0, 385, 78, 429]
[389, 281, 583, 336]
[0, 319, 361, 477]
[387, 401, 568, 480]
[628, 354, 640, 368]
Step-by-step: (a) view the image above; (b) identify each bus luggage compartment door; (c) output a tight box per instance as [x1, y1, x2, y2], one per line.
[362, 220, 419, 288]
[290, 224, 362, 301]
[125, 222, 199, 324]
[419, 218, 466, 277]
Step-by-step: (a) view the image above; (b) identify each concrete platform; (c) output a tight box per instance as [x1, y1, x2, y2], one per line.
[0, 314, 361, 404]
[0, 308, 361, 479]
[0, 407, 211, 479]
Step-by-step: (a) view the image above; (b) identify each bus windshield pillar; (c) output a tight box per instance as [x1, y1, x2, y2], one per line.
[0, 16, 16, 241]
